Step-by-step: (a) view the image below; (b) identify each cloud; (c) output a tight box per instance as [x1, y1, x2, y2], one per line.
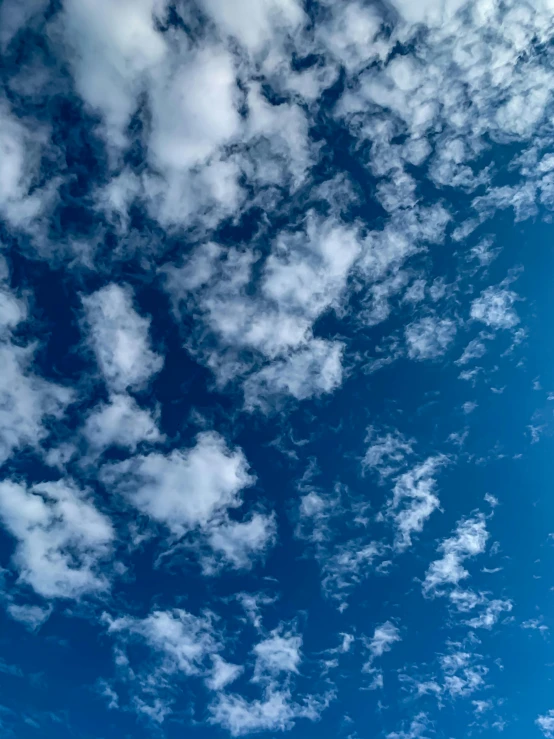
[83, 284, 163, 392]
[423, 514, 489, 596]
[253, 628, 303, 682]
[0, 344, 73, 465]
[206, 655, 244, 691]
[405, 316, 457, 361]
[465, 599, 512, 630]
[198, 0, 304, 54]
[205, 512, 277, 572]
[365, 621, 401, 660]
[295, 483, 381, 604]
[387, 712, 433, 739]
[6, 602, 52, 630]
[0, 101, 54, 231]
[243, 339, 344, 410]
[60, 0, 168, 148]
[165, 215, 361, 407]
[209, 688, 327, 737]
[82, 393, 163, 452]
[389, 457, 447, 551]
[363, 427, 414, 480]
[0, 479, 114, 599]
[470, 287, 520, 330]
[100, 431, 254, 535]
[537, 710, 554, 738]
[106, 608, 217, 677]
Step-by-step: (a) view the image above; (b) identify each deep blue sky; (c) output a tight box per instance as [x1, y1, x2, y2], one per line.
[1, 1, 554, 738]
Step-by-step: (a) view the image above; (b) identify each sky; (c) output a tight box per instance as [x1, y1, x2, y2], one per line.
[2, 0, 554, 737]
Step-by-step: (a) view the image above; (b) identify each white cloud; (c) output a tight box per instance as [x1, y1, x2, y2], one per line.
[363, 428, 414, 480]
[423, 514, 489, 596]
[0, 343, 73, 465]
[253, 628, 302, 682]
[244, 339, 344, 410]
[199, 0, 304, 54]
[60, 0, 168, 147]
[537, 710, 554, 738]
[205, 513, 277, 572]
[83, 284, 163, 392]
[100, 431, 254, 535]
[387, 712, 433, 739]
[465, 599, 513, 630]
[470, 287, 520, 330]
[148, 45, 240, 171]
[210, 688, 324, 736]
[0, 479, 114, 599]
[440, 650, 487, 698]
[166, 215, 361, 407]
[0, 102, 54, 231]
[206, 655, 244, 691]
[365, 621, 401, 665]
[389, 456, 446, 550]
[106, 608, 217, 677]
[6, 602, 52, 630]
[405, 316, 457, 361]
[83, 393, 162, 452]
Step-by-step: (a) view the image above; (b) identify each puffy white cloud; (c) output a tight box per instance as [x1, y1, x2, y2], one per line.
[405, 316, 457, 361]
[253, 628, 302, 682]
[470, 287, 520, 330]
[106, 608, 217, 677]
[83, 284, 163, 392]
[205, 513, 277, 571]
[0, 344, 73, 465]
[366, 621, 402, 664]
[537, 710, 554, 738]
[83, 393, 162, 452]
[423, 514, 488, 596]
[387, 712, 433, 739]
[100, 431, 254, 535]
[0, 102, 54, 231]
[209, 688, 325, 737]
[206, 655, 244, 691]
[166, 215, 361, 407]
[0, 479, 114, 599]
[465, 599, 512, 630]
[148, 45, 240, 171]
[60, 0, 168, 147]
[199, 0, 304, 53]
[244, 339, 344, 410]
[389, 457, 446, 550]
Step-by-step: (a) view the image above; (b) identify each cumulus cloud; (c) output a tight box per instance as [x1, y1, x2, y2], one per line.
[0, 101, 54, 231]
[423, 514, 489, 596]
[0, 344, 73, 465]
[209, 688, 327, 737]
[82, 393, 163, 452]
[0, 479, 114, 599]
[253, 628, 302, 682]
[537, 710, 554, 738]
[100, 431, 254, 535]
[106, 608, 217, 677]
[364, 621, 401, 679]
[205, 513, 277, 572]
[83, 284, 163, 392]
[405, 316, 457, 361]
[470, 287, 520, 330]
[389, 457, 447, 551]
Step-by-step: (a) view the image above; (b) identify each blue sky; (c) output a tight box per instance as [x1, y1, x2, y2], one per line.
[1, 0, 554, 737]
